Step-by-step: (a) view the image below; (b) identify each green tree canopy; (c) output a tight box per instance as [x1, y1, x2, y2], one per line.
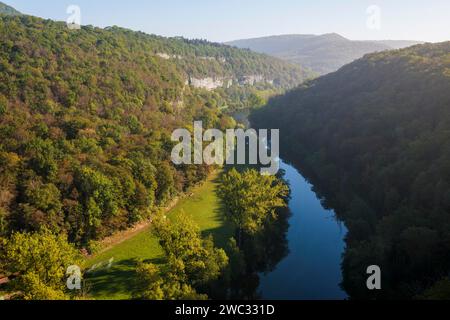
[1, 230, 82, 300]
[218, 168, 289, 236]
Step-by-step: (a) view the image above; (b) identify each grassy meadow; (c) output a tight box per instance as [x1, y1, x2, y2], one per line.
[85, 172, 234, 300]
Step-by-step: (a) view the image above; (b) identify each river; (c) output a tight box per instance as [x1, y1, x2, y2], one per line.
[232, 110, 348, 300]
[258, 158, 348, 300]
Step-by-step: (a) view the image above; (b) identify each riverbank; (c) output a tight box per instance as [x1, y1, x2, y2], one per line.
[85, 171, 234, 300]
[244, 112, 347, 299]
[258, 159, 347, 299]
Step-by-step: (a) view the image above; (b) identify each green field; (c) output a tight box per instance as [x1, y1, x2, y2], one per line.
[85, 172, 233, 300]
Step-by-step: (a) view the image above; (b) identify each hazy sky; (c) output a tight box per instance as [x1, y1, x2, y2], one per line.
[5, 0, 450, 42]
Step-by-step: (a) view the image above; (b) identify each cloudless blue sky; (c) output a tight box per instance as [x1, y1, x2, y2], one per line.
[4, 0, 450, 42]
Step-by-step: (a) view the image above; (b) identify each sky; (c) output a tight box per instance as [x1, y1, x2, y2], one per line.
[4, 0, 450, 43]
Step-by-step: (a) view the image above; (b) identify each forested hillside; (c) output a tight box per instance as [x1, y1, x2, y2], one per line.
[251, 42, 450, 299]
[0, 12, 307, 250]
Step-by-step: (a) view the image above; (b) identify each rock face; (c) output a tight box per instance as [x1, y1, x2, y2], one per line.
[199, 56, 227, 63]
[156, 53, 182, 60]
[189, 77, 230, 90]
[188, 75, 273, 91]
[157, 53, 227, 64]
[239, 75, 265, 86]
[155, 53, 276, 91]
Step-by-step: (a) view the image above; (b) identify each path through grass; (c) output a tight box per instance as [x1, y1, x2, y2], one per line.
[85, 171, 233, 300]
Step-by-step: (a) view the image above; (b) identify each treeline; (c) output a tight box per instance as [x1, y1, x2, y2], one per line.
[251, 42, 450, 299]
[1, 230, 83, 300]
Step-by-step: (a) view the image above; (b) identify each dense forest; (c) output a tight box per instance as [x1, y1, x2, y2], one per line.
[0, 13, 306, 246]
[251, 42, 450, 299]
[0, 14, 216, 248]
[0, 10, 301, 299]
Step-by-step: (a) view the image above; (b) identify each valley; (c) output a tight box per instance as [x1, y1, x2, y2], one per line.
[83, 132, 349, 300]
[1, 0, 449, 303]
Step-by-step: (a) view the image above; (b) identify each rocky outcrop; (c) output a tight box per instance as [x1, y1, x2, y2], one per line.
[189, 77, 230, 90]
[199, 56, 227, 63]
[156, 53, 182, 60]
[157, 53, 227, 64]
[155, 53, 276, 90]
[188, 74, 274, 91]
[239, 75, 265, 86]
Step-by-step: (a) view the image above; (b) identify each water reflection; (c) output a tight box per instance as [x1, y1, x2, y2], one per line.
[258, 160, 348, 300]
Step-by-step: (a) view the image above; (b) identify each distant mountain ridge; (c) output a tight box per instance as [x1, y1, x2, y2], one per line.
[227, 33, 423, 75]
[0, 1, 21, 16]
[369, 40, 425, 50]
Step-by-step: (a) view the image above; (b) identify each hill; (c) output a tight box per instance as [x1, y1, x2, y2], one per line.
[251, 42, 450, 299]
[0, 1, 21, 16]
[0, 11, 309, 250]
[371, 39, 425, 49]
[227, 33, 423, 75]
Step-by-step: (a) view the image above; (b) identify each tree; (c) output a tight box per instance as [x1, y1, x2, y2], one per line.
[218, 169, 289, 244]
[135, 262, 165, 300]
[1, 230, 82, 300]
[18, 179, 63, 232]
[421, 278, 450, 300]
[19, 273, 69, 300]
[25, 138, 58, 181]
[0, 94, 7, 115]
[134, 260, 207, 300]
[135, 213, 229, 300]
[74, 166, 119, 240]
[155, 162, 175, 206]
[153, 213, 229, 287]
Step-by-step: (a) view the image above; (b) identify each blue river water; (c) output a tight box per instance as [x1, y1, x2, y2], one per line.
[259, 159, 348, 300]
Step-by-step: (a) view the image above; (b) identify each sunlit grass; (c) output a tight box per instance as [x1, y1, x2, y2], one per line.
[85, 171, 233, 300]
